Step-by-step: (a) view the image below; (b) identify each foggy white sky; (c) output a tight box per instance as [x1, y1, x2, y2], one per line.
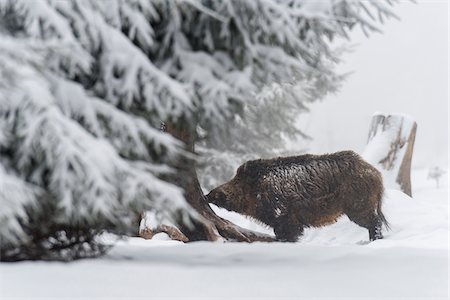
[299, 0, 448, 168]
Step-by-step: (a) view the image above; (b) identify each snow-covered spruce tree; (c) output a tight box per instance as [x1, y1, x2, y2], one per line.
[0, 0, 398, 258]
[0, 0, 193, 261]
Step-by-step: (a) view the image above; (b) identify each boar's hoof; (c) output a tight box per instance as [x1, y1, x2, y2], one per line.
[369, 227, 383, 241]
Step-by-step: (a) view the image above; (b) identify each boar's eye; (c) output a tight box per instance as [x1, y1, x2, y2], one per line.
[208, 189, 227, 206]
[215, 191, 226, 201]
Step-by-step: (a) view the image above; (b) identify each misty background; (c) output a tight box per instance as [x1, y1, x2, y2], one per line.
[298, 0, 448, 168]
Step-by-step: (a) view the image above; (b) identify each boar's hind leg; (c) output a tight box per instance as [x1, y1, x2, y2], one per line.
[346, 210, 383, 241]
[368, 217, 383, 241]
[273, 217, 303, 242]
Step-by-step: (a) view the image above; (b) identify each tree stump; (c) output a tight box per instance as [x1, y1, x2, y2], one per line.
[363, 113, 417, 196]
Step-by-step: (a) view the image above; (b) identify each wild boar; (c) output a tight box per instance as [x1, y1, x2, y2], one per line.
[207, 151, 388, 242]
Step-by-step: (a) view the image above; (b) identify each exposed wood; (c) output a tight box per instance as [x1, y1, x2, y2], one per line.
[140, 224, 189, 242]
[365, 114, 417, 196]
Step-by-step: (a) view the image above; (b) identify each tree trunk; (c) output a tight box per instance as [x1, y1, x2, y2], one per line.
[140, 121, 274, 242]
[364, 113, 417, 196]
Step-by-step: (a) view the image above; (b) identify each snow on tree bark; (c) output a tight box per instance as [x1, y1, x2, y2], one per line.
[363, 113, 417, 197]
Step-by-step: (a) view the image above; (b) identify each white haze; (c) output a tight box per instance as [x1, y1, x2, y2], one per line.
[298, 0, 448, 168]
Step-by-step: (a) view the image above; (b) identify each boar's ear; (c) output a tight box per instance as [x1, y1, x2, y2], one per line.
[236, 159, 262, 180]
[236, 162, 246, 175]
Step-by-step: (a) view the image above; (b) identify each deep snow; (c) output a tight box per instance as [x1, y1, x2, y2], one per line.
[0, 169, 448, 299]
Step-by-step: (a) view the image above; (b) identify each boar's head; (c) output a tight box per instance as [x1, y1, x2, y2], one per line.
[207, 160, 262, 216]
[206, 178, 255, 217]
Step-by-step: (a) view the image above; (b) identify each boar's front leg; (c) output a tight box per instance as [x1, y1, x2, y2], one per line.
[273, 216, 303, 242]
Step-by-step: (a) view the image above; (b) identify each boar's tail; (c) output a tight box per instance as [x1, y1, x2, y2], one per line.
[377, 193, 390, 230]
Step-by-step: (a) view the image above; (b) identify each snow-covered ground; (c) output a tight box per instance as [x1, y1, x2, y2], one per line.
[0, 169, 448, 299]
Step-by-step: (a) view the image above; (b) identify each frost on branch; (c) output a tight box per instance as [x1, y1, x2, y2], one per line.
[195, 0, 399, 189]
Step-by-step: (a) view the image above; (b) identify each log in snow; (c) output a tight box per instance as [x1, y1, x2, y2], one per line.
[363, 113, 417, 196]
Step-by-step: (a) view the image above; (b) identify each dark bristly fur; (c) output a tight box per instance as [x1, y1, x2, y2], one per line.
[207, 151, 388, 242]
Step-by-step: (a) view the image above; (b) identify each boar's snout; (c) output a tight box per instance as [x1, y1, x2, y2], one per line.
[207, 188, 228, 207]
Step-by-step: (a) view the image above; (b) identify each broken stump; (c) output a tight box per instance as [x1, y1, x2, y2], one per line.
[363, 113, 417, 197]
